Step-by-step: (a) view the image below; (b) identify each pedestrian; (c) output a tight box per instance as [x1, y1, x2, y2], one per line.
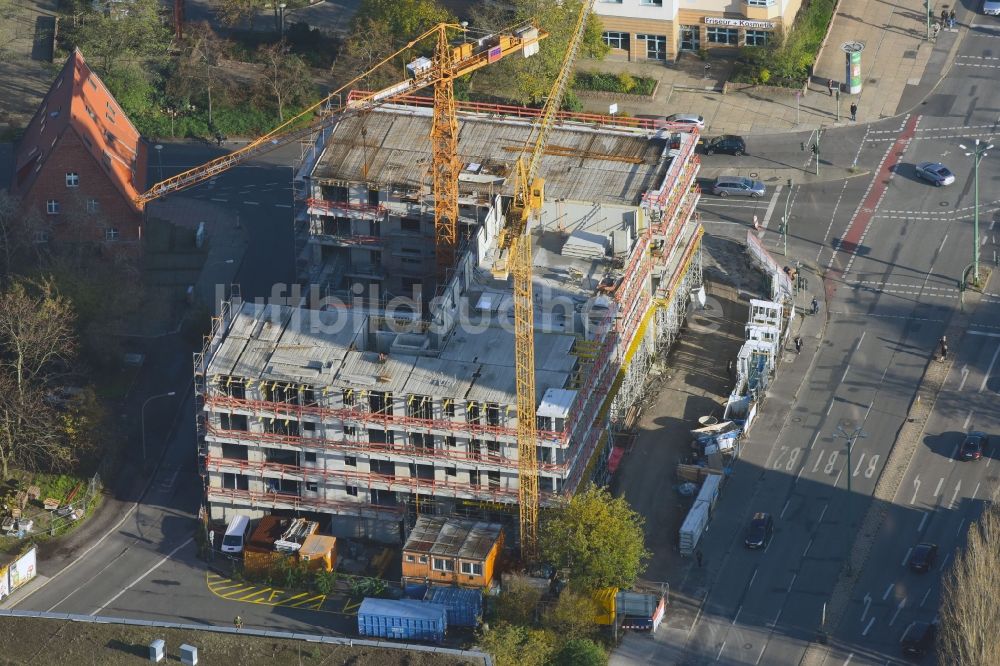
[696, 550, 703, 567]
[827, 79, 834, 96]
[794, 336, 802, 353]
[811, 297, 819, 315]
[949, 9, 956, 28]
[941, 8, 949, 25]
[727, 359, 734, 377]
[939, 335, 948, 360]
[850, 102, 858, 122]
[234, 615, 243, 630]
[933, 21, 941, 40]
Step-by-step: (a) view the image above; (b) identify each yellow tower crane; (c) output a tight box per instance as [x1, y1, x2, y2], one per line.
[136, 23, 546, 280]
[493, 0, 596, 561]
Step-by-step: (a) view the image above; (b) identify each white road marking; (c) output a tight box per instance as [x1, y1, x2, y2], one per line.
[862, 593, 873, 621]
[950, 481, 962, 509]
[973, 482, 981, 500]
[841, 364, 851, 383]
[862, 617, 876, 636]
[274, 203, 293, 208]
[749, 567, 759, 590]
[910, 476, 921, 505]
[938, 234, 949, 254]
[918, 511, 929, 532]
[934, 478, 944, 496]
[882, 583, 894, 601]
[834, 468, 844, 488]
[91, 537, 193, 616]
[716, 640, 727, 661]
[889, 599, 906, 626]
[920, 588, 932, 607]
[210, 197, 228, 202]
[781, 499, 791, 519]
[857, 331, 867, 350]
[956, 519, 966, 537]
[756, 643, 768, 665]
[853, 453, 866, 477]
[900, 622, 915, 643]
[758, 185, 784, 234]
[939, 553, 952, 572]
[796, 466, 804, 484]
[788, 573, 797, 592]
[843, 654, 853, 666]
[979, 344, 1000, 392]
[733, 606, 742, 625]
[901, 547, 913, 566]
[958, 364, 970, 391]
[963, 410, 974, 430]
[968, 330, 1000, 337]
[819, 504, 829, 523]
[949, 443, 960, 462]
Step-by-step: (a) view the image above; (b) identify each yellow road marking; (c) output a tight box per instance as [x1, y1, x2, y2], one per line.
[238, 587, 273, 602]
[207, 573, 227, 582]
[210, 581, 248, 593]
[221, 585, 258, 598]
[288, 594, 326, 609]
[342, 599, 361, 614]
[282, 592, 308, 603]
[266, 589, 285, 602]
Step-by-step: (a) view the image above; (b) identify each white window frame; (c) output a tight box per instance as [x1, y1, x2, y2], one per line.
[105, 227, 120, 242]
[33, 230, 50, 244]
[86, 198, 99, 213]
[707, 27, 740, 45]
[65, 172, 79, 188]
[637, 34, 667, 60]
[460, 561, 483, 576]
[432, 557, 454, 572]
[602, 31, 629, 50]
[46, 200, 59, 215]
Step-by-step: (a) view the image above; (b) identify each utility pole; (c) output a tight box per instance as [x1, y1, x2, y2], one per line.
[836, 89, 841, 122]
[812, 130, 822, 176]
[960, 140, 993, 284]
[925, 0, 932, 40]
[835, 424, 867, 576]
[782, 178, 793, 256]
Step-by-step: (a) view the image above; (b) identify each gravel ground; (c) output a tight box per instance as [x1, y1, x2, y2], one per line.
[0, 617, 481, 666]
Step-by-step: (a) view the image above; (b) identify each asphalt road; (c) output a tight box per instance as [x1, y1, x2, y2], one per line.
[616, 12, 1000, 666]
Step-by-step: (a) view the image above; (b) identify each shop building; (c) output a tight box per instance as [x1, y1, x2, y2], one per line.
[595, 0, 804, 62]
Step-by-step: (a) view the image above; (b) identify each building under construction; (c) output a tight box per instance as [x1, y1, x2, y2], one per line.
[195, 101, 703, 542]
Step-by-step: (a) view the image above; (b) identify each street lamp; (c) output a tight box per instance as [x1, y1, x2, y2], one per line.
[154, 144, 164, 182]
[834, 424, 867, 576]
[141, 391, 177, 464]
[959, 139, 993, 284]
[279, 3, 287, 40]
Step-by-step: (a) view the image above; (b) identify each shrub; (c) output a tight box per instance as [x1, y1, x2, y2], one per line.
[552, 638, 607, 666]
[731, 0, 836, 87]
[573, 71, 656, 95]
[616, 72, 636, 93]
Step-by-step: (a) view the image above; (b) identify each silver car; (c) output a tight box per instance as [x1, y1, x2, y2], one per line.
[984, 0, 1000, 16]
[665, 113, 706, 130]
[712, 176, 766, 198]
[915, 162, 956, 186]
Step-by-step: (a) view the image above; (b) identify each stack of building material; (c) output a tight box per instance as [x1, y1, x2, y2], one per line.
[560, 230, 609, 260]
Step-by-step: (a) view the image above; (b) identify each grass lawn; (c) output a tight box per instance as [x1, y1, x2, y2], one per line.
[0, 616, 482, 665]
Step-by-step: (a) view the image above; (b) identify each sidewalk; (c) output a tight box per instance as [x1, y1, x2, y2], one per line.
[577, 0, 966, 136]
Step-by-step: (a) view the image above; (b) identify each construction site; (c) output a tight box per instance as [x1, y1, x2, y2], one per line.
[194, 100, 704, 542]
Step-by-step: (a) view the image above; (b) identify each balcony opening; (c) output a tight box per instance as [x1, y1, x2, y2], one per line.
[221, 443, 248, 460]
[220, 413, 249, 431]
[222, 473, 249, 490]
[369, 390, 392, 415]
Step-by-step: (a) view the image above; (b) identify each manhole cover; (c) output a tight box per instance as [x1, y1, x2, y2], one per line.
[793, 417, 802, 422]
[940, 201, 950, 207]
[744, 643, 753, 650]
[903, 50, 918, 59]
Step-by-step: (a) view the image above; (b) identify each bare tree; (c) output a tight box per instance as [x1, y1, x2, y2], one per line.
[172, 22, 229, 126]
[216, 0, 265, 31]
[939, 498, 1000, 665]
[0, 279, 79, 477]
[256, 41, 312, 122]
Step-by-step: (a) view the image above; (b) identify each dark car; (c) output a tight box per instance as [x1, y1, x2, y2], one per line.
[744, 512, 773, 549]
[901, 620, 936, 658]
[909, 543, 938, 573]
[704, 135, 747, 156]
[960, 431, 988, 461]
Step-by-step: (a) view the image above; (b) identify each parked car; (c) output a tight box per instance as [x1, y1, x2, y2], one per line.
[901, 621, 936, 658]
[704, 135, 747, 156]
[915, 162, 956, 186]
[744, 512, 773, 549]
[909, 542, 938, 573]
[713, 176, 766, 198]
[960, 431, 988, 461]
[984, 0, 1000, 16]
[665, 113, 705, 130]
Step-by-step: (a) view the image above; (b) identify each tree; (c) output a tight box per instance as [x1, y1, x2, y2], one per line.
[466, 0, 608, 105]
[542, 588, 599, 641]
[352, 0, 452, 47]
[215, 0, 266, 30]
[256, 41, 313, 122]
[540, 484, 650, 591]
[63, 0, 171, 75]
[476, 623, 556, 666]
[494, 573, 543, 625]
[938, 499, 1000, 665]
[0, 279, 79, 478]
[551, 638, 607, 666]
[170, 22, 230, 127]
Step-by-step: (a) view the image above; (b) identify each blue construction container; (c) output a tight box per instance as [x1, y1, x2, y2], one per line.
[357, 598, 448, 643]
[424, 586, 483, 627]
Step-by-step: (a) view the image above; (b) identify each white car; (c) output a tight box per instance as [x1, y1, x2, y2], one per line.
[915, 162, 956, 186]
[665, 113, 706, 130]
[985, 0, 1000, 15]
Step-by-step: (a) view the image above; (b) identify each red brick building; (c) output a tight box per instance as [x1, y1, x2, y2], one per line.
[10, 48, 147, 248]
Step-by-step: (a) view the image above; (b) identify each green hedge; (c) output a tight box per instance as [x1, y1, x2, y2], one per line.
[731, 0, 838, 87]
[574, 71, 657, 96]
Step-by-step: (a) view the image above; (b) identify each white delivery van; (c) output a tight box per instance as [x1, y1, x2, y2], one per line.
[221, 515, 251, 554]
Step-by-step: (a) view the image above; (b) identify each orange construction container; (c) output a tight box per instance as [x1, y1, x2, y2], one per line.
[298, 534, 338, 572]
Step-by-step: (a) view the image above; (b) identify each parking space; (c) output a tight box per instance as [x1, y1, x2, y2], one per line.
[206, 573, 332, 612]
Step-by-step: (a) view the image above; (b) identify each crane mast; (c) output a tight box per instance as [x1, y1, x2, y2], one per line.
[504, 0, 595, 561]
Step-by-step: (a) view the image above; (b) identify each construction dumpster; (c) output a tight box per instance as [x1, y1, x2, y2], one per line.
[425, 586, 483, 627]
[357, 598, 448, 643]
